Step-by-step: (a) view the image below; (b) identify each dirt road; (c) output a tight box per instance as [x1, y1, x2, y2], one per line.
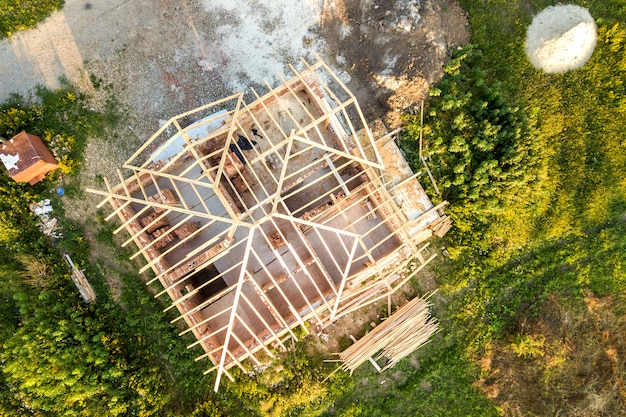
[1, 0, 467, 125]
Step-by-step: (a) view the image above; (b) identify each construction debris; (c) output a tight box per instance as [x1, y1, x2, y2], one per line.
[30, 199, 62, 239]
[30, 199, 54, 216]
[38, 217, 62, 238]
[87, 55, 447, 391]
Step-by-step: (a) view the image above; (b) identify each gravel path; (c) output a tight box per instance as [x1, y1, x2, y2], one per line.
[0, 0, 325, 105]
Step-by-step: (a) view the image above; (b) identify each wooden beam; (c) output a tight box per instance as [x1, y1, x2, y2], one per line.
[330, 235, 359, 320]
[245, 263, 299, 341]
[214, 227, 255, 392]
[87, 186, 242, 226]
[270, 133, 294, 213]
[248, 247, 308, 334]
[215, 94, 244, 186]
[154, 234, 237, 297]
[240, 291, 286, 351]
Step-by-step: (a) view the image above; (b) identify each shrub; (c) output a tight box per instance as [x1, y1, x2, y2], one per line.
[402, 45, 544, 250]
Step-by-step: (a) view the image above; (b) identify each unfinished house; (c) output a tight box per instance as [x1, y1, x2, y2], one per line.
[88, 57, 450, 390]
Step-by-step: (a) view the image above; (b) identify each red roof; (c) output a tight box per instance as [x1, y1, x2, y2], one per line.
[0, 131, 58, 185]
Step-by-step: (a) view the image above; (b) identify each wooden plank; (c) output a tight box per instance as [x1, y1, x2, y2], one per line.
[214, 227, 255, 392]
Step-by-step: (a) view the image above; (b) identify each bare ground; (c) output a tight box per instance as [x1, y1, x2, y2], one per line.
[319, 0, 469, 126]
[474, 293, 626, 416]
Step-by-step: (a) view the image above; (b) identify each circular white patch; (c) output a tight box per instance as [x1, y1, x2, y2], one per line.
[525, 5, 597, 73]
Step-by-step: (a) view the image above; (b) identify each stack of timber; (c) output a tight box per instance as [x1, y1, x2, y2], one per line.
[429, 215, 452, 237]
[63, 254, 96, 303]
[38, 216, 62, 238]
[339, 295, 438, 374]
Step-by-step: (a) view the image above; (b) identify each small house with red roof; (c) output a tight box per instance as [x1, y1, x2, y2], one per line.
[0, 131, 59, 185]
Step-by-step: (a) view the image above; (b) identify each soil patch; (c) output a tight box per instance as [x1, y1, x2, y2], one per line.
[320, 0, 469, 126]
[474, 293, 626, 416]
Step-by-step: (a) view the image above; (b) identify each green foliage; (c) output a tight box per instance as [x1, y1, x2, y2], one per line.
[441, 220, 626, 355]
[0, 84, 116, 249]
[0, 0, 63, 38]
[403, 46, 544, 250]
[224, 341, 342, 417]
[1, 286, 170, 416]
[0, 83, 109, 176]
[510, 334, 545, 358]
[0, 168, 43, 248]
[532, 23, 626, 237]
[323, 343, 499, 417]
[0, 211, 20, 243]
[454, 3, 626, 240]
[191, 400, 224, 417]
[392, 2, 626, 415]
[0, 231, 184, 416]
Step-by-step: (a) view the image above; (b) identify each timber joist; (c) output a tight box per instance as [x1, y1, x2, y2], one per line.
[87, 54, 448, 391]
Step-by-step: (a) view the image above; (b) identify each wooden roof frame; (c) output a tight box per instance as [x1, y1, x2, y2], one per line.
[87, 54, 448, 391]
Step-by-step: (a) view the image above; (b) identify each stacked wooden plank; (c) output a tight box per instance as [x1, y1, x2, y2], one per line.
[339, 295, 438, 374]
[63, 254, 96, 303]
[429, 215, 452, 237]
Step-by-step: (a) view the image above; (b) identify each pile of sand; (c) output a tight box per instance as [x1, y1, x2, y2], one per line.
[198, 0, 325, 91]
[525, 5, 597, 73]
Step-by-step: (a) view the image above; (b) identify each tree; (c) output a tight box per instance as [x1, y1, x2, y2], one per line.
[403, 45, 544, 250]
[0, 250, 170, 417]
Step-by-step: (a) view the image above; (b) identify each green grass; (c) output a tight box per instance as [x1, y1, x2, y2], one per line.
[0, 0, 63, 38]
[323, 342, 499, 417]
[324, 1, 626, 415]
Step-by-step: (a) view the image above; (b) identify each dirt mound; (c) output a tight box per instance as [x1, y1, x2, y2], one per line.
[320, 0, 469, 127]
[475, 293, 626, 416]
[525, 5, 597, 73]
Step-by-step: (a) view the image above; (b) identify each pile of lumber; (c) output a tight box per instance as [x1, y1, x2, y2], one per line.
[38, 216, 62, 238]
[429, 215, 452, 237]
[63, 254, 96, 303]
[339, 295, 438, 374]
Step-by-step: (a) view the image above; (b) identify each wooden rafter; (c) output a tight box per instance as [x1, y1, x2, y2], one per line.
[87, 55, 447, 391]
[214, 227, 255, 391]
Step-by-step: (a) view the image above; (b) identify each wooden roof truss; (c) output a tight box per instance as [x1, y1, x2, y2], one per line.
[88, 55, 445, 391]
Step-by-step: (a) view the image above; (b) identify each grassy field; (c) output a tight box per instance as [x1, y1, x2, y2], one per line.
[321, 0, 626, 415]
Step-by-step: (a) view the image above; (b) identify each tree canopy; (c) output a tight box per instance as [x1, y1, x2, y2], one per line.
[403, 46, 544, 250]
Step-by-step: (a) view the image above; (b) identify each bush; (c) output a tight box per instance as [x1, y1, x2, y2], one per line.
[0, 84, 114, 248]
[402, 45, 544, 250]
